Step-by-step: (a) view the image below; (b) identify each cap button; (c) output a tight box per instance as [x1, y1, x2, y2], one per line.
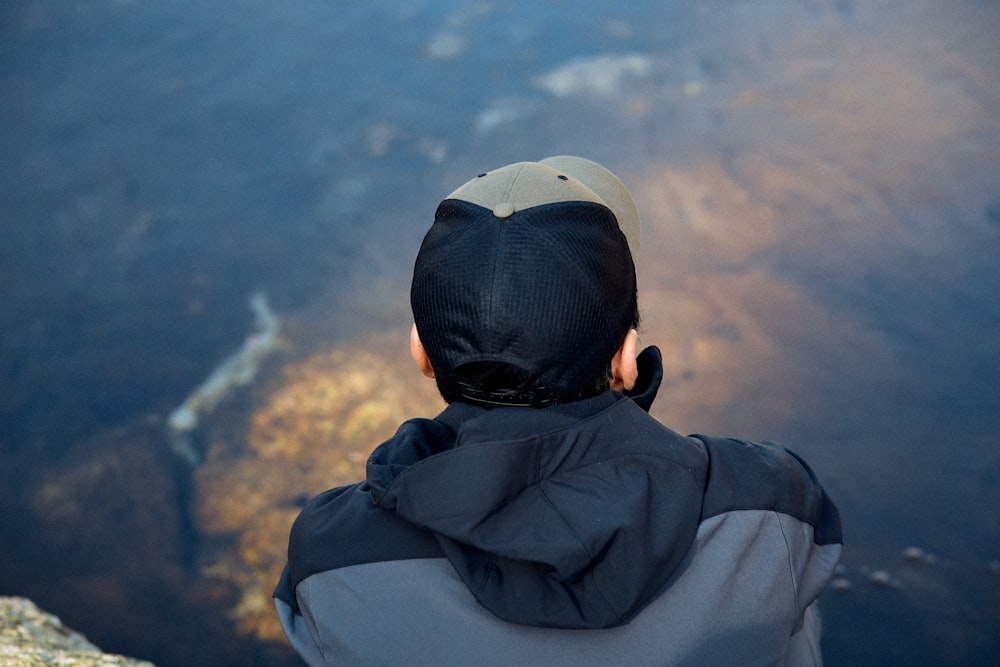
[493, 202, 515, 218]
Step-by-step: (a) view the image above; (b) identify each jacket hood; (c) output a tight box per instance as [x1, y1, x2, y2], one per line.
[365, 346, 709, 629]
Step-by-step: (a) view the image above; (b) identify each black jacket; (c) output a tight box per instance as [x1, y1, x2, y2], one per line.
[275, 347, 842, 665]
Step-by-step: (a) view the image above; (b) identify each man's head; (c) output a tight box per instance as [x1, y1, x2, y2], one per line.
[410, 156, 640, 406]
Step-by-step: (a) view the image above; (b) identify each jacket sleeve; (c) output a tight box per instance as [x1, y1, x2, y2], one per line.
[274, 566, 327, 667]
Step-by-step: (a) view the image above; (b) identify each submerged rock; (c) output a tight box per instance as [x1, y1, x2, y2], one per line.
[12, 415, 289, 665]
[194, 331, 445, 642]
[0, 597, 155, 666]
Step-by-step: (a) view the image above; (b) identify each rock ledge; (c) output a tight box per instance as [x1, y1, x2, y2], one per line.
[0, 597, 155, 667]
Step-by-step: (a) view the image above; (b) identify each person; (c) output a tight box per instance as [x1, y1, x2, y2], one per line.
[274, 156, 842, 666]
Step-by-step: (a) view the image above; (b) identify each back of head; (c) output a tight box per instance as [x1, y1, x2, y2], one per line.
[411, 156, 640, 406]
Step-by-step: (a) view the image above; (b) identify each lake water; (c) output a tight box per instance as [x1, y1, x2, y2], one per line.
[2, 1, 998, 665]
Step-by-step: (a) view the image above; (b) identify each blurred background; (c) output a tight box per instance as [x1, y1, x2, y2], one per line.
[1, 0, 998, 664]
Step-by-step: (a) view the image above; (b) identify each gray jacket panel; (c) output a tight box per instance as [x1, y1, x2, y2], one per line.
[277, 510, 839, 666]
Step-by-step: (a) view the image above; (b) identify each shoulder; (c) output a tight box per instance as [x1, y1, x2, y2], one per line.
[692, 435, 841, 546]
[286, 481, 443, 590]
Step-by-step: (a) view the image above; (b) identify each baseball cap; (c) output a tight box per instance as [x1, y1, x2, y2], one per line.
[411, 156, 640, 406]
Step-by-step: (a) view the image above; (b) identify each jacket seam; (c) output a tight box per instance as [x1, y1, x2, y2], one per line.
[535, 482, 623, 624]
[773, 510, 802, 633]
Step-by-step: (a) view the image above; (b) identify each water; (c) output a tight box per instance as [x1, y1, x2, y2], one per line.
[2, 1, 998, 665]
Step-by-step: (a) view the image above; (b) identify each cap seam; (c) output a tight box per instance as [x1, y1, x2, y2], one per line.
[501, 163, 527, 206]
[486, 210, 502, 346]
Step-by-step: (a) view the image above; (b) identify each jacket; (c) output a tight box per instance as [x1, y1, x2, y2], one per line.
[274, 347, 842, 666]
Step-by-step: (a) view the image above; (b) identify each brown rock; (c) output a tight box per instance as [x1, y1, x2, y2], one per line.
[194, 330, 445, 641]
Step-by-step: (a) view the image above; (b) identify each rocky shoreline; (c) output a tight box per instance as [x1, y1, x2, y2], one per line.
[0, 597, 155, 667]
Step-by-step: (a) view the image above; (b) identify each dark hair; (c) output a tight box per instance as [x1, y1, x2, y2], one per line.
[439, 305, 641, 407]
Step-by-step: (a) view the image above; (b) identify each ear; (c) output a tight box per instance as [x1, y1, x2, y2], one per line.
[610, 328, 639, 392]
[409, 323, 436, 378]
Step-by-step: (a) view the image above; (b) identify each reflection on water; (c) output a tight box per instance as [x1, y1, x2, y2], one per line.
[1, 1, 998, 665]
